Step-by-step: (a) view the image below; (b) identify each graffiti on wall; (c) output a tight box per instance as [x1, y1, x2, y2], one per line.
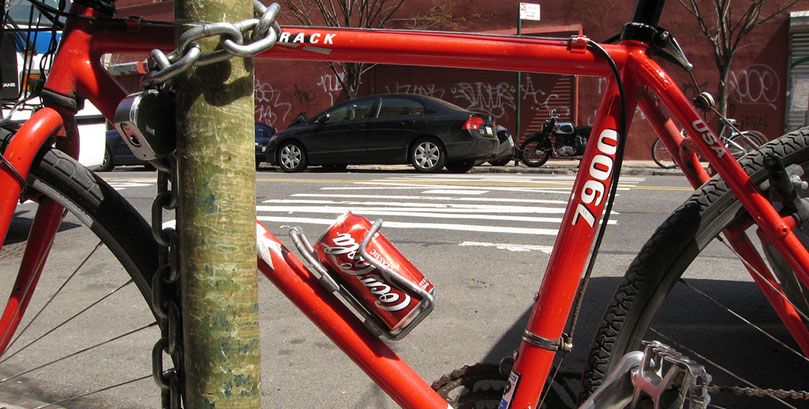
[728, 63, 780, 111]
[316, 71, 345, 105]
[377, 76, 571, 121]
[255, 80, 292, 126]
[450, 81, 516, 117]
[383, 82, 447, 99]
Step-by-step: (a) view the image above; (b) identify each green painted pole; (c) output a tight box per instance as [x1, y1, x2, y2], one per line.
[174, 0, 261, 406]
[516, 12, 522, 146]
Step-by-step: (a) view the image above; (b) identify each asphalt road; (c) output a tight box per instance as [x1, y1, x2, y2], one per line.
[3, 167, 799, 409]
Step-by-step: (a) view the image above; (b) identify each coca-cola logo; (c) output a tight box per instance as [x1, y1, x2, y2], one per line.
[361, 275, 411, 311]
[324, 232, 412, 311]
[323, 232, 374, 275]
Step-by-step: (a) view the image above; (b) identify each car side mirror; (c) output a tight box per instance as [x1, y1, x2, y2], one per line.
[316, 114, 329, 126]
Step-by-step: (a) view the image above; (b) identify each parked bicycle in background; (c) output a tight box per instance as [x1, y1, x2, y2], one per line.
[652, 116, 767, 169]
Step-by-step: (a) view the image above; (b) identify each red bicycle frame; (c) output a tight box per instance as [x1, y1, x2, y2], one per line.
[1, 4, 809, 409]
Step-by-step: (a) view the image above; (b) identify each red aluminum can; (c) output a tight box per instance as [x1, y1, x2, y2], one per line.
[314, 212, 434, 338]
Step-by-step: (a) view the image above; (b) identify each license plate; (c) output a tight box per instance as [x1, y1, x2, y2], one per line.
[485, 126, 493, 135]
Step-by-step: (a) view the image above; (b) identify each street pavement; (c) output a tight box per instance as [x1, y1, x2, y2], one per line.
[1, 164, 796, 409]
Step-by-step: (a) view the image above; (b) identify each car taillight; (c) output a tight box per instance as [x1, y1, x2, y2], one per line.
[462, 116, 484, 130]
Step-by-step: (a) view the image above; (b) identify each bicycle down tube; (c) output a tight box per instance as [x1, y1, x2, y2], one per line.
[3, 4, 809, 409]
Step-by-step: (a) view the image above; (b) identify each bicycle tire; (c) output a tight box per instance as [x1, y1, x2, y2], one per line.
[1, 147, 158, 406]
[519, 138, 550, 167]
[651, 137, 677, 169]
[583, 128, 809, 408]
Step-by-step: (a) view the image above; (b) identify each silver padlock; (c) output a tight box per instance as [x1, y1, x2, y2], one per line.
[114, 89, 175, 161]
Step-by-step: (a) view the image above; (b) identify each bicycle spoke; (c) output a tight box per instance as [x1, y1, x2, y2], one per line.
[0, 322, 157, 383]
[649, 328, 799, 409]
[32, 374, 153, 409]
[715, 234, 809, 323]
[4, 240, 104, 352]
[0, 279, 134, 363]
[678, 277, 809, 364]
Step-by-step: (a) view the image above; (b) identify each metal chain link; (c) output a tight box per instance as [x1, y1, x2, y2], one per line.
[150, 170, 183, 409]
[143, 1, 281, 86]
[710, 384, 809, 401]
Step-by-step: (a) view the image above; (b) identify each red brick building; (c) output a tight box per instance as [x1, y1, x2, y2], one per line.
[114, 0, 809, 159]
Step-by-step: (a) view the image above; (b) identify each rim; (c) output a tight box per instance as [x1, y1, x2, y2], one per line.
[280, 144, 302, 169]
[523, 141, 547, 162]
[414, 141, 440, 169]
[652, 139, 676, 168]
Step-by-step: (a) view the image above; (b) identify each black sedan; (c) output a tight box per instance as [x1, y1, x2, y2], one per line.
[266, 94, 499, 173]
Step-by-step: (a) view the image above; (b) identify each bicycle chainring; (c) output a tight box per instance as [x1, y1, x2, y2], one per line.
[432, 363, 578, 409]
[432, 364, 506, 409]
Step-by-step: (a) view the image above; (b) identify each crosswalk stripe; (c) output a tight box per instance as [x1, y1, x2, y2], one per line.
[259, 200, 599, 214]
[257, 216, 561, 236]
[290, 193, 567, 204]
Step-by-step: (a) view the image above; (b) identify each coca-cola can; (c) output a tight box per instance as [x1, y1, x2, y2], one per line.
[314, 212, 434, 339]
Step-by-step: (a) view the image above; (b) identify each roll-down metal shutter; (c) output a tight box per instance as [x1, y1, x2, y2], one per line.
[787, 11, 809, 131]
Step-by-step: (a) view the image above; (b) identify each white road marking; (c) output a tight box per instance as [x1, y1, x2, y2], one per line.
[259, 200, 583, 214]
[257, 216, 560, 236]
[291, 193, 567, 205]
[421, 189, 487, 195]
[459, 241, 554, 253]
[255, 205, 614, 224]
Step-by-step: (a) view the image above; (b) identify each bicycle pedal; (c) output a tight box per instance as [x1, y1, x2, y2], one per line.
[632, 341, 711, 409]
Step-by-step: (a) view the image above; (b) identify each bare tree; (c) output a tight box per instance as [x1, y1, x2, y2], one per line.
[679, 0, 798, 117]
[280, 0, 405, 99]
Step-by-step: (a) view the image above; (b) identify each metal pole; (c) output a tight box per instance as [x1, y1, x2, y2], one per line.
[516, 13, 522, 146]
[174, 0, 261, 405]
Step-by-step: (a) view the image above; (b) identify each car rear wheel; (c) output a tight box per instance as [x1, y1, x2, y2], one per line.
[445, 161, 474, 173]
[277, 141, 308, 172]
[411, 138, 446, 173]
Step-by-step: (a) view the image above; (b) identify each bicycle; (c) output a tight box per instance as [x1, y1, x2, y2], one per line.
[2, 0, 809, 408]
[651, 116, 768, 169]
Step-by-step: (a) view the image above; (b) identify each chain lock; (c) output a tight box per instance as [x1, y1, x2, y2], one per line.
[143, 1, 281, 86]
[141, 4, 283, 407]
[150, 171, 184, 409]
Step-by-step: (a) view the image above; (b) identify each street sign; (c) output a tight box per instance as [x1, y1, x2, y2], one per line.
[520, 3, 540, 21]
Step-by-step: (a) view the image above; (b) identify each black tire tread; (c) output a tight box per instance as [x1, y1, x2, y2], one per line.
[29, 148, 157, 306]
[582, 127, 809, 395]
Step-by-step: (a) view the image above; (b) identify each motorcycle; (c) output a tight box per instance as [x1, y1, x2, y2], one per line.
[518, 117, 592, 167]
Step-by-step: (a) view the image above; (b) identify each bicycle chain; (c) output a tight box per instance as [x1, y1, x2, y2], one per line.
[150, 169, 183, 409]
[710, 385, 809, 401]
[143, 0, 281, 86]
[432, 364, 809, 407]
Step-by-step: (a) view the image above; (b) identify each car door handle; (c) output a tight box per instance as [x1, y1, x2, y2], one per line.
[399, 119, 415, 126]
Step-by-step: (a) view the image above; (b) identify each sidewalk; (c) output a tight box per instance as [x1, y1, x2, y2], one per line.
[334, 160, 682, 176]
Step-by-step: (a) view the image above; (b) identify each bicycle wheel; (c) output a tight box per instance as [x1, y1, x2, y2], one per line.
[726, 130, 767, 158]
[519, 138, 551, 167]
[0, 147, 159, 408]
[584, 128, 809, 408]
[651, 137, 677, 169]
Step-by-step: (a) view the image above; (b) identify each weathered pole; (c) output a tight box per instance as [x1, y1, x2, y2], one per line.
[174, 0, 261, 405]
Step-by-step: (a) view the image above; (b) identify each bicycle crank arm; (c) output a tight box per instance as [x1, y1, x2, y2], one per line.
[578, 351, 643, 409]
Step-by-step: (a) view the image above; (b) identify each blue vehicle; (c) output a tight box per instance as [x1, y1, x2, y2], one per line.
[255, 123, 277, 167]
[100, 123, 276, 171]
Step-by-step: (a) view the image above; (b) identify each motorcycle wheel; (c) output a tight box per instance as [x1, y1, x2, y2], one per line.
[519, 138, 551, 167]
